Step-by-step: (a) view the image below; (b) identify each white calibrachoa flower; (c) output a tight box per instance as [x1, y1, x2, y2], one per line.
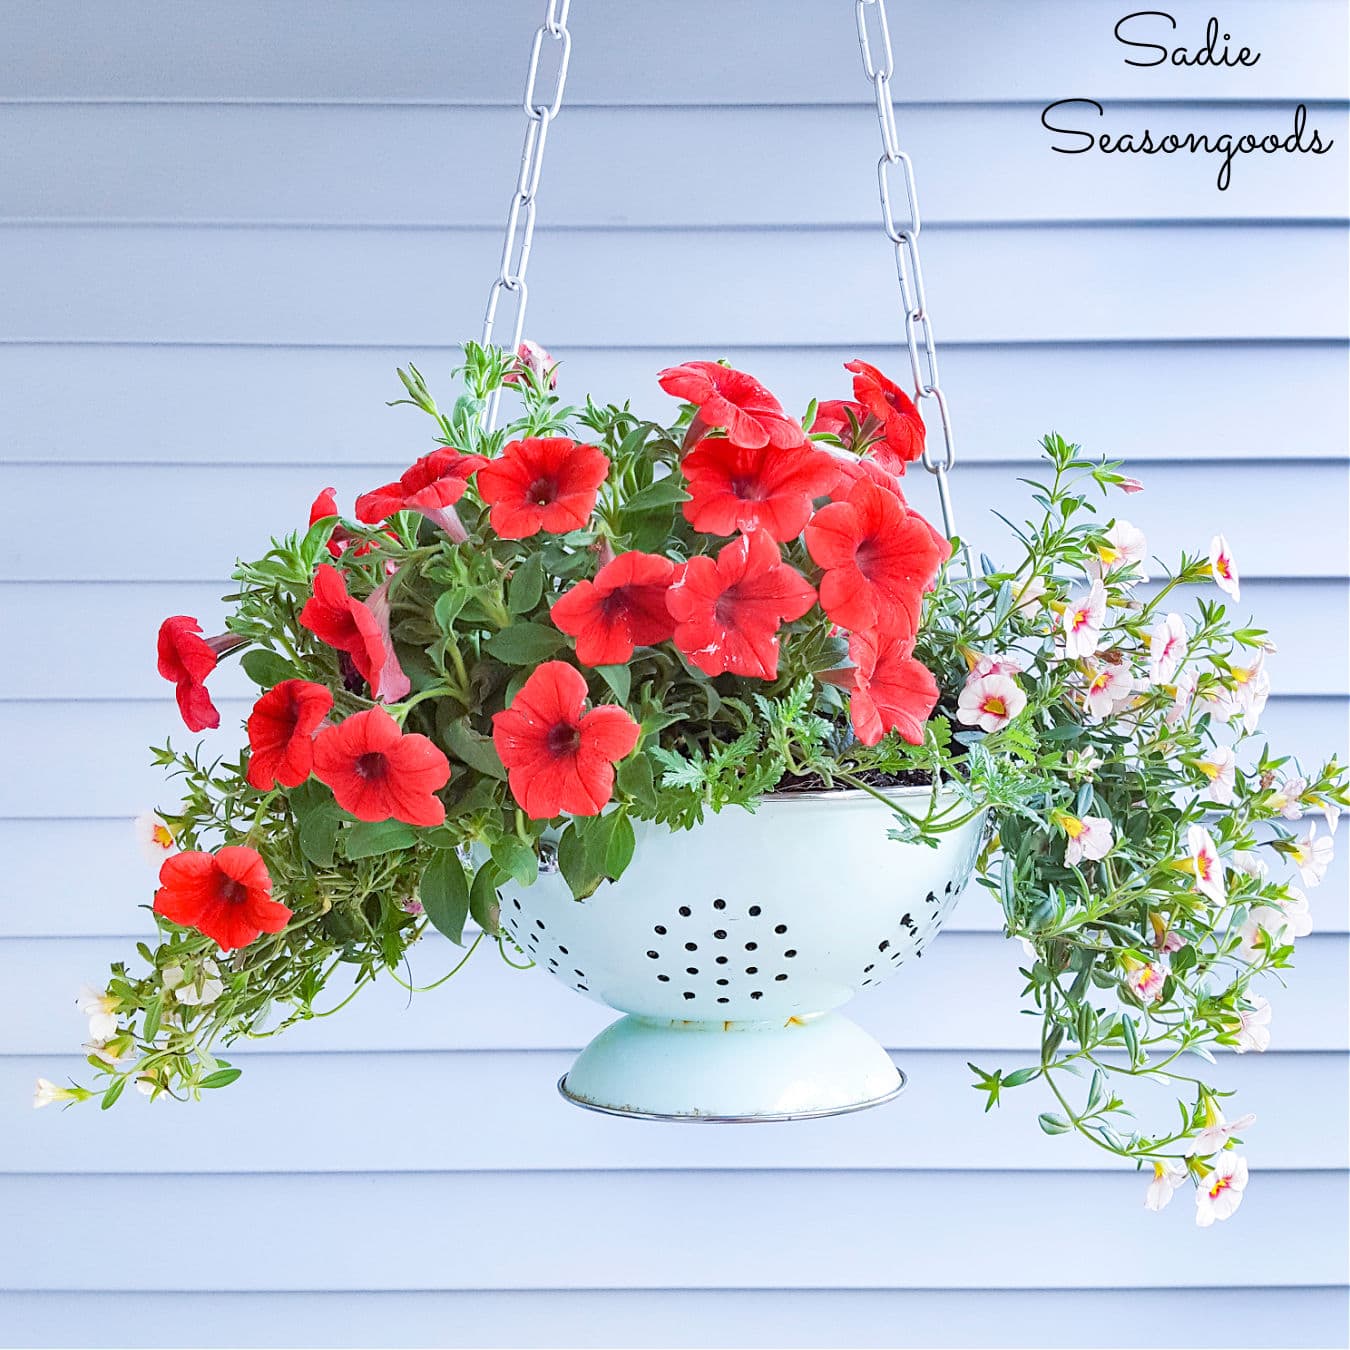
[1290, 822, 1334, 887]
[1164, 665, 1198, 728]
[1089, 520, 1149, 584]
[1230, 849, 1269, 882]
[1238, 887, 1312, 957]
[1083, 662, 1135, 721]
[1195, 1154, 1249, 1227]
[1010, 572, 1048, 614]
[1265, 775, 1307, 819]
[1188, 1107, 1257, 1157]
[1233, 995, 1273, 1053]
[163, 960, 224, 1007]
[1144, 1159, 1188, 1212]
[1059, 580, 1107, 658]
[1209, 533, 1240, 601]
[970, 652, 1026, 680]
[1059, 813, 1114, 865]
[1196, 745, 1237, 804]
[83, 1036, 134, 1067]
[1125, 960, 1166, 1003]
[76, 985, 120, 1041]
[1187, 825, 1226, 904]
[1149, 613, 1187, 686]
[134, 810, 178, 866]
[33, 1078, 81, 1109]
[956, 671, 1026, 732]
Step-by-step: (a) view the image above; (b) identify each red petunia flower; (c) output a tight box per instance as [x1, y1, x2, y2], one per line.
[154, 845, 291, 951]
[666, 531, 816, 680]
[844, 629, 940, 747]
[804, 478, 949, 637]
[310, 489, 400, 565]
[246, 679, 334, 790]
[657, 361, 805, 451]
[680, 439, 841, 542]
[354, 448, 487, 539]
[504, 339, 558, 388]
[550, 551, 677, 666]
[845, 360, 926, 472]
[811, 398, 871, 450]
[157, 616, 242, 732]
[476, 437, 610, 539]
[491, 662, 641, 820]
[298, 564, 387, 692]
[312, 708, 451, 827]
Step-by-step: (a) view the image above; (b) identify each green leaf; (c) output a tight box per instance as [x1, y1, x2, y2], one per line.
[595, 663, 631, 705]
[299, 517, 337, 569]
[100, 1077, 126, 1110]
[1121, 1014, 1139, 1065]
[200, 1067, 244, 1089]
[1037, 1111, 1071, 1135]
[623, 476, 689, 514]
[434, 589, 468, 633]
[491, 835, 539, 887]
[290, 780, 342, 868]
[440, 718, 508, 779]
[507, 554, 546, 614]
[345, 820, 418, 859]
[557, 822, 604, 900]
[469, 861, 503, 936]
[616, 752, 658, 809]
[141, 996, 162, 1045]
[240, 648, 302, 688]
[420, 851, 470, 944]
[485, 623, 566, 665]
[1001, 1066, 1039, 1087]
[604, 812, 636, 879]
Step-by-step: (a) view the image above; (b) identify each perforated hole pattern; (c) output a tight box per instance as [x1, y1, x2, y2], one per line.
[503, 875, 969, 1007]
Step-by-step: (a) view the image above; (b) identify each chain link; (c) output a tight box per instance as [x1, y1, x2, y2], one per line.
[481, 0, 572, 431]
[854, 0, 958, 541]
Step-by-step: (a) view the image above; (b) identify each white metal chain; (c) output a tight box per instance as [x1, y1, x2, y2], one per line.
[854, 0, 958, 541]
[480, 0, 573, 431]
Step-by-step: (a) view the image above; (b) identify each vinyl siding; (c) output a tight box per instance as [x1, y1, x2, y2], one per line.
[1, 2, 1347, 1346]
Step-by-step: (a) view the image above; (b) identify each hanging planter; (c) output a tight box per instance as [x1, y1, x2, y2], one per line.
[39, 0, 1350, 1230]
[504, 788, 985, 1119]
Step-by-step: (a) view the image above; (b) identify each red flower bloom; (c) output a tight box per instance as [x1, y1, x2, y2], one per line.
[476, 437, 610, 539]
[680, 439, 840, 541]
[811, 398, 870, 450]
[844, 629, 939, 747]
[804, 479, 949, 637]
[354, 448, 487, 534]
[550, 551, 677, 666]
[657, 361, 805, 451]
[154, 846, 291, 951]
[246, 679, 334, 790]
[310, 487, 348, 558]
[504, 339, 557, 388]
[491, 662, 641, 820]
[312, 708, 451, 827]
[845, 360, 926, 472]
[666, 531, 816, 679]
[156, 616, 234, 732]
[299, 564, 387, 692]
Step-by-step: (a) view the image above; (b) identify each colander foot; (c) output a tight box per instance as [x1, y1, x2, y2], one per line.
[557, 1011, 905, 1121]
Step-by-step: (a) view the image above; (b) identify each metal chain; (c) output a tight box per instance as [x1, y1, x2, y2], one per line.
[854, 0, 958, 541]
[480, 0, 573, 431]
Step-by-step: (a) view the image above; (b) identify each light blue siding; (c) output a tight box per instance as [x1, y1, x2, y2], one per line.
[1, 1, 1347, 1346]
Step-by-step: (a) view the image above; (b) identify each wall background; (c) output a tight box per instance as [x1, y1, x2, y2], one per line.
[1, 2, 1347, 1346]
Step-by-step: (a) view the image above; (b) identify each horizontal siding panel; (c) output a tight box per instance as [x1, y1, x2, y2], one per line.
[7, 815, 1346, 940]
[5, 102, 1346, 227]
[0, 1170, 1342, 1291]
[8, 930, 1346, 1057]
[0, 461, 1343, 582]
[1, 1287, 1345, 1350]
[1, 0, 1344, 104]
[8, 1049, 1345, 1174]
[2, 341, 1347, 466]
[2, 224, 1346, 346]
[0, 695, 1342, 820]
[4, 578, 1343, 705]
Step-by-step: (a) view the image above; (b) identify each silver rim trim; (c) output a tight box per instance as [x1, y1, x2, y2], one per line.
[556, 1069, 908, 1123]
